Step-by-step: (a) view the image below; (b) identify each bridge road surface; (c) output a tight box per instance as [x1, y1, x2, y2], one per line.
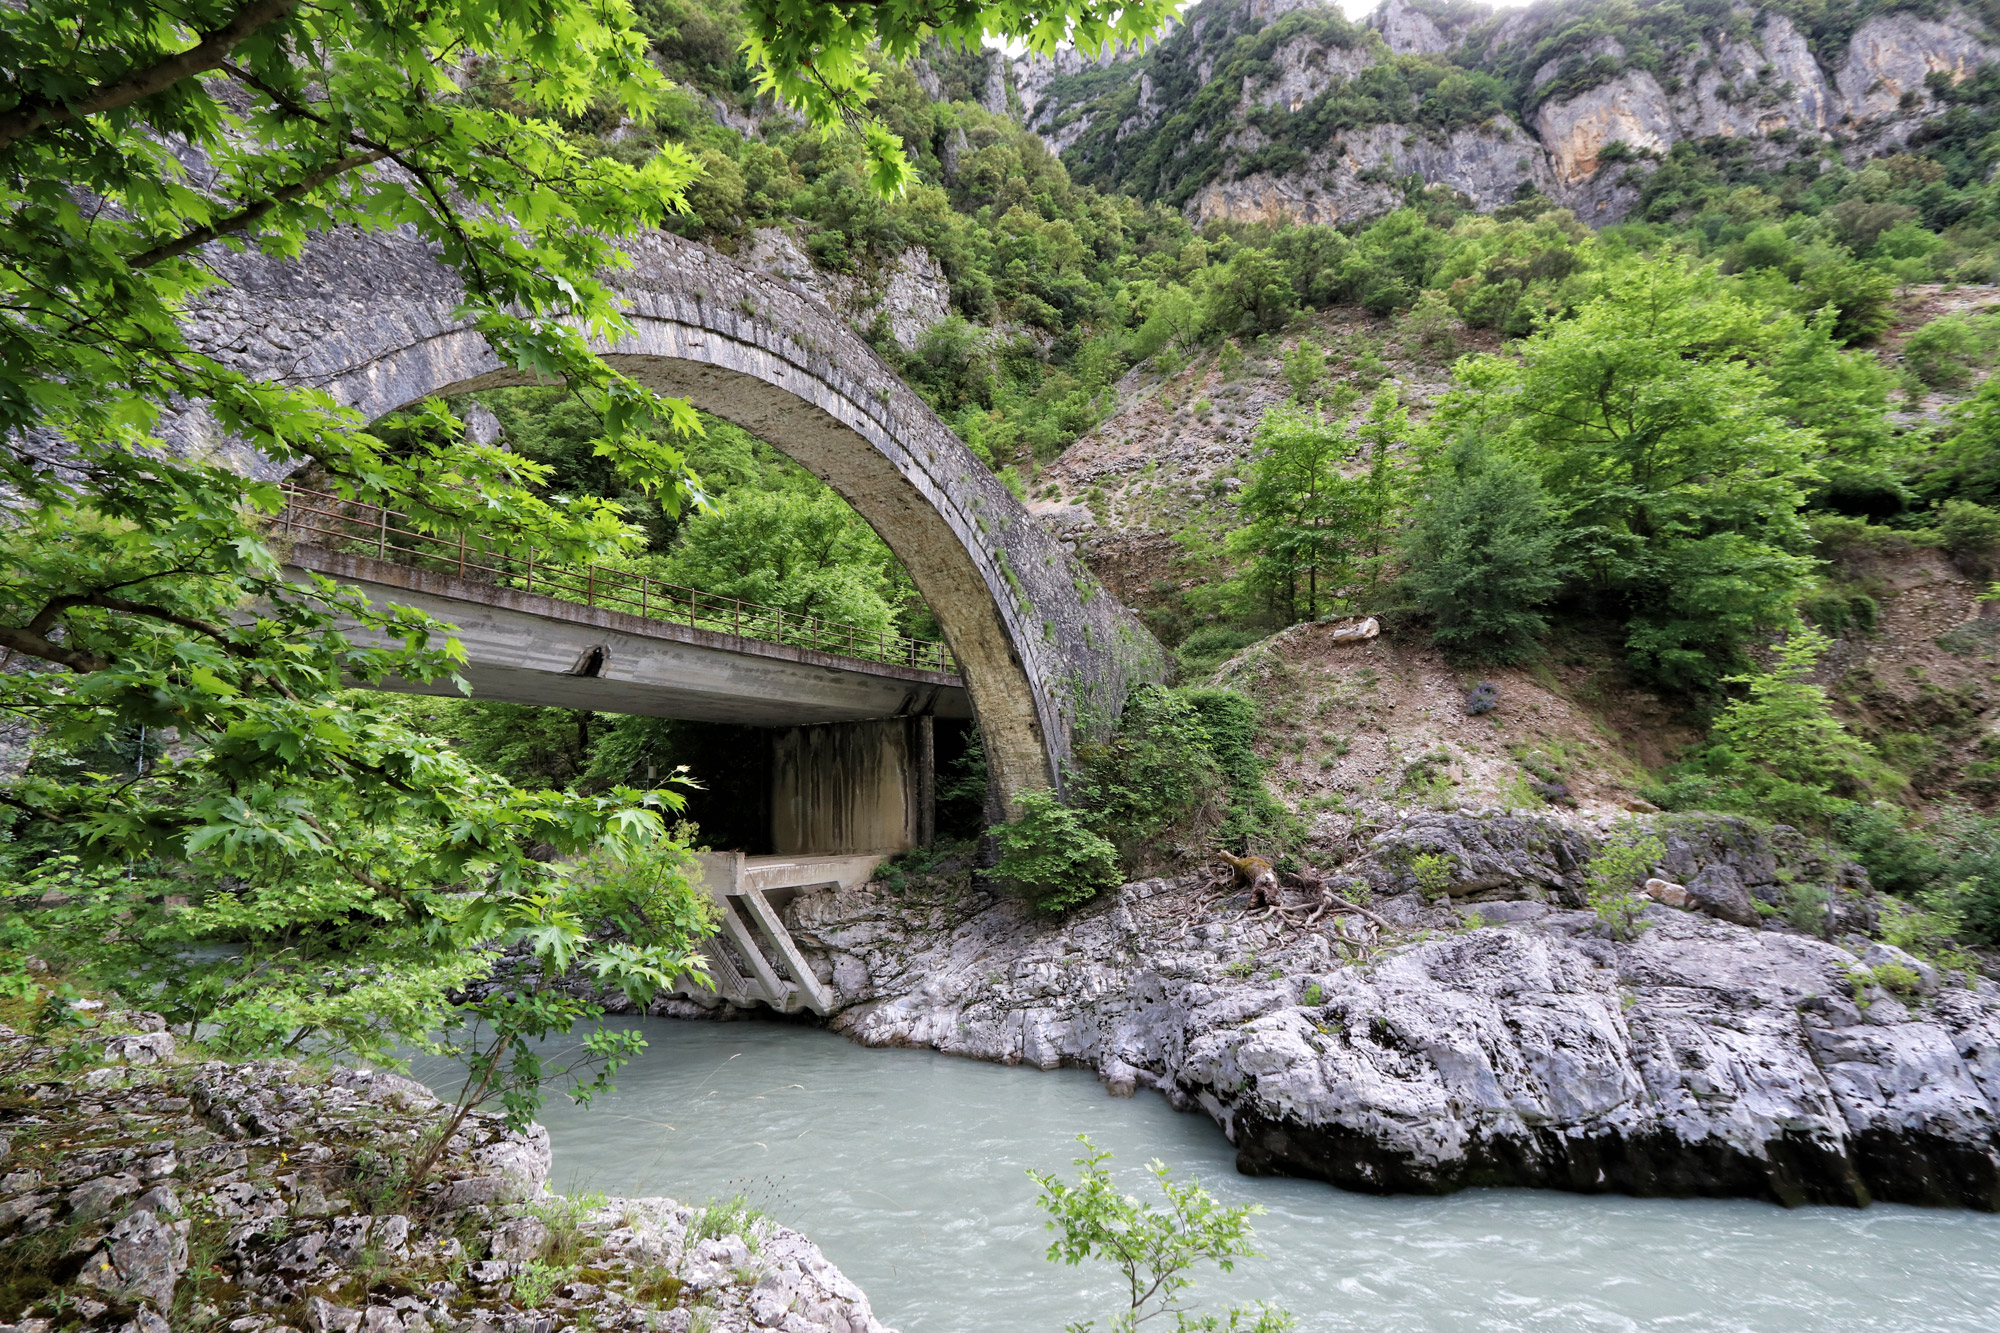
[285, 544, 971, 726]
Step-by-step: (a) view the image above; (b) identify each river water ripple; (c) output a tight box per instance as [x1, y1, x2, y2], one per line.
[427, 1018, 2000, 1333]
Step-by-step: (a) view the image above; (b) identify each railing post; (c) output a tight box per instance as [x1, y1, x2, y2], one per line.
[587, 567, 595, 607]
[458, 530, 466, 577]
[525, 549, 533, 595]
[640, 578, 647, 620]
[377, 505, 388, 558]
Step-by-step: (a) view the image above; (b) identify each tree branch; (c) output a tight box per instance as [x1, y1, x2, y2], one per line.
[7, 588, 256, 679]
[73, 593, 232, 643]
[129, 148, 390, 268]
[0, 623, 108, 673]
[0, 0, 301, 152]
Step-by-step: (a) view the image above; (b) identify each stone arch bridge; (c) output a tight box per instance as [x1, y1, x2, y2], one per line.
[176, 227, 1162, 861]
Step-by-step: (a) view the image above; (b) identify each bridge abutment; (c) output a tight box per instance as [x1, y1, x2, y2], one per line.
[771, 718, 934, 856]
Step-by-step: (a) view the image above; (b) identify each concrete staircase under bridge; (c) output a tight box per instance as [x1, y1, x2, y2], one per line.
[680, 851, 883, 1014]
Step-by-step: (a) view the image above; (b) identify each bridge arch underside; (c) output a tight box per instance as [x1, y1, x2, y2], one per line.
[207, 226, 1167, 816]
[346, 331, 1057, 807]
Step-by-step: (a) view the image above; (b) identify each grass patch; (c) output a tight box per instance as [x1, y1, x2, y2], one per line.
[689, 1196, 766, 1254]
[526, 1191, 607, 1266]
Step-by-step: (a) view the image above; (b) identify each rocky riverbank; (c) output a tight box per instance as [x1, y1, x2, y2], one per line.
[661, 811, 2000, 1211]
[0, 1021, 891, 1333]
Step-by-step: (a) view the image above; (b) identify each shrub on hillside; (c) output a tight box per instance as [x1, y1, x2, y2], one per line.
[1072, 684, 1227, 856]
[992, 789, 1122, 914]
[1931, 377, 2000, 505]
[1174, 626, 1265, 679]
[1792, 258, 1896, 345]
[1937, 498, 2000, 576]
[993, 685, 1293, 911]
[1179, 687, 1293, 855]
[1902, 313, 1998, 391]
[1399, 432, 1564, 664]
[1650, 627, 1883, 827]
[1836, 803, 2000, 949]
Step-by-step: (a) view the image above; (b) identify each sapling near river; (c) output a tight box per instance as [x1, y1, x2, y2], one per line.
[1031, 1136, 1295, 1333]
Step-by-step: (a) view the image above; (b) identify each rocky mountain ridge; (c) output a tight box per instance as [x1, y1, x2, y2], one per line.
[989, 0, 2000, 225]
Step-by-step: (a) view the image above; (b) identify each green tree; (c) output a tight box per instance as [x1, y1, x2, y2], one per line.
[1229, 395, 1361, 624]
[1071, 684, 1227, 864]
[1031, 1137, 1294, 1333]
[1400, 432, 1564, 663]
[1202, 247, 1297, 337]
[1931, 377, 2000, 505]
[3, 800, 716, 1190]
[992, 789, 1122, 913]
[1280, 337, 1327, 402]
[1342, 208, 1451, 315]
[1, 5, 708, 840]
[741, 0, 1177, 193]
[0, 0, 794, 1115]
[403, 841, 716, 1184]
[1432, 208, 1592, 337]
[1736, 225, 1795, 272]
[1937, 499, 2000, 576]
[661, 489, 899, 633]
[1452, 259, 1819, 691]
[1350, 386, 1413, 593]
[1902, 313, 1998, 391]
[1759, 311, 1902, 514]
[1656, 627, 1882, 825]
[1707, 627, 1880, 815]
[1586, 828, 1666, 941]
[1792, 258, 1897, 345]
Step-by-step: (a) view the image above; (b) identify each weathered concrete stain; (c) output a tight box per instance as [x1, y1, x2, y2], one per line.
[176, 228, 1164, 810]
[771, 719, 924, 855]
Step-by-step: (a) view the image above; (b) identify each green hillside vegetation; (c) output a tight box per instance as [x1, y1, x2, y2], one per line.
[379, 0, 2000, 940]
[8, 0, 2000, 1099]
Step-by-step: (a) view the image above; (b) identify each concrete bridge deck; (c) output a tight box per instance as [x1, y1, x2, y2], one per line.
[289, 542, 970, 726]
[277, 485, 969, 725]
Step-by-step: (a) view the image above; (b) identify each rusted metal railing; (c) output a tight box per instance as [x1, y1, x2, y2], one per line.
[274, 484, 957, 676]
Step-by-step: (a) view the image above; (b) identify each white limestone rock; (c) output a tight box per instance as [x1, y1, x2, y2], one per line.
[779, 812, 2000, 1209]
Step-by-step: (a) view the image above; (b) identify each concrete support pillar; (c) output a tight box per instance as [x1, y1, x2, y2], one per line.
[914, 715, 935, 848]
[771, 719, 927, 855]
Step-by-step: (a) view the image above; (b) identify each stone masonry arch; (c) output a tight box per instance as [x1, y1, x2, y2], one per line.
[174, 227, 1162, 809]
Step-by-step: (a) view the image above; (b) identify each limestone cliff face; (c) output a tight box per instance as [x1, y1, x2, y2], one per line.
[1377, 0, 1454, 56]
[1008, 27, 1169, 156]
[1244, 28, 1378, 112]
[1190, 117, 1555, 226]
[999, 0, 2000, 227]
[1534, 9, 2000, 219]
